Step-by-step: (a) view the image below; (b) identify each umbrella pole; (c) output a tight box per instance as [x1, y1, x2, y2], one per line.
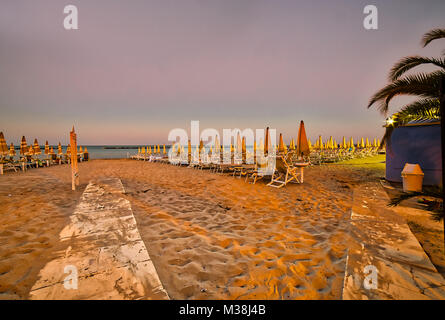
[440, 75, 445, 254]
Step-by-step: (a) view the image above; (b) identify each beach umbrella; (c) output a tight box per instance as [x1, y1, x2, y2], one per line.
[349, 137, 355, 151]
[162, 145, 166, 155]
[242, 137, 246, 163]
[27, 145, 34, 156]
[214, 135, 220, 154]
[334, 140, 338, 149]
[253, 140, 257, 164]
[188, 140, 192, 163]
[278, 133, 285, 153]
[44, 141, 50, 155]
[148, 146, 152, 155]
[79, 146, 83, 153]
[296, 121, 310, 157]
[9, 143, 16, 157]
[33, 139, 41, 155]
[373, 138, 377, 148]
[290, 138, 296, 150]
[342, 137, 347, 149]
[49, 146, 55, 155]
[236, 132, 242, 154]
[141, 146, 146, 154]
[0, 132, 8, 156]
[264, 127, 270, 156]
[66, 144, 71, 156]
[199, 140, 204, 153]
[308, 139, 312, 150]
[318, 135, 323, 150]
[20, 136, 28, 155]
[138, 147, 141, 154]
[58, 143, 63, 155]
[360, 137, 365, 148]
[366, 138, 370, 148]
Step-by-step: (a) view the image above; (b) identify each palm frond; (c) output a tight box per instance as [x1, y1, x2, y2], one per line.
[368, 70, 444, 114]
[422, 28, 445, 47]
[379, 98, 440, 148]
[388, 189, 443, 222]
[389, 56, 445, 81]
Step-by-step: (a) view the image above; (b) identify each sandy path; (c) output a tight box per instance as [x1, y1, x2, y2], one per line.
[0, 159, 383, 299]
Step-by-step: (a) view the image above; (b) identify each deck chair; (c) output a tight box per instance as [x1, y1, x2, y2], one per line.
[246, 158, 273, 184]
[267, 155, 307, 188]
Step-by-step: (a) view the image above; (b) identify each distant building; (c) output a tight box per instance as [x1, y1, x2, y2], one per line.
[386, 119, 442, 186]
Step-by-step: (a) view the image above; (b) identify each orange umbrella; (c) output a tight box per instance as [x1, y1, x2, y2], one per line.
[33, 139, 41, 155]
[264, 127, 270, 156]
[0, 132, 8, 156]
[58, 142, 63, 155]
[296, 121, 310, 157]
[278, 133, 285, 153]
[27, 145, 34, 156]
[49, 146, 55, 155]
[188, 139, 192, 163]
[20, 136, 28, 155]
[66, 144, 71, 156]
[242, 136, 246, 163]
[9, 143, 16, 157]
[44, 141, 50, 155]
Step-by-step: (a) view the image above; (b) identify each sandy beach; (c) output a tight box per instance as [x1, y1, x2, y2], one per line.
[0, 158, 391, 300]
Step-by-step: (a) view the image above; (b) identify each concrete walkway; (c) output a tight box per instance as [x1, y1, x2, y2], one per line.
[342, 182, 445, 300]
[30, 178, 169, 300]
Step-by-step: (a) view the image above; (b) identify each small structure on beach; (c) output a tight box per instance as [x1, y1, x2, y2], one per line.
[386, 119, 442, 186]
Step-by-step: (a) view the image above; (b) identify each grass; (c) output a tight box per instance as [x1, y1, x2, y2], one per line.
[335, 154, 386, 170]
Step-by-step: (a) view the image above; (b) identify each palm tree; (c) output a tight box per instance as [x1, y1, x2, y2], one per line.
[368, 28, 445, 146]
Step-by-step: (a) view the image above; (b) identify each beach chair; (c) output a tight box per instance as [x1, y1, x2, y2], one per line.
[245, 158, 273, 184]
[267, 155, 308, 188]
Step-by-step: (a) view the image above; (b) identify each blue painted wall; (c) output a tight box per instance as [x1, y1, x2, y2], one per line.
[386, 124, 442, 186]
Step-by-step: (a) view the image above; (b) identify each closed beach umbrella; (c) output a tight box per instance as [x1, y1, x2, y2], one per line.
[296, 121, 310, 157]
[44, 141, 50, 155]
[33, 139, 41, 155]
[66, 144, 71, 156]
[360, 137, 365, 148]
[188, 140, 192, 163]
[366, 138, 370, 148]
[58, 143, 63, 155]
[149, 146, 152, 155]
[214, 135, 220, 154]
[264, 127, 270, 156]
[163, 145, 166, 155]
[9, 143, 16, 157]
[373, 138, 377, 148]
[318, 135, 323, 150]
[20, 136, 28, 155]
[0, 132, 8, 156]
[27, 145, 34, 156]
[278, 133, 285, 153]
[342, 137, 347, 149]
[199, 140, 204, 153]
[138, 147, 141, 154]
[308, 139, 312, 150]
[79, 146, 83, 154]
[141, 147, 146, 154]
[242, 136, 246, 163]
[49, 146, 55, 155]
[236, 132, 242, 154]
[334, 140, 338, 149]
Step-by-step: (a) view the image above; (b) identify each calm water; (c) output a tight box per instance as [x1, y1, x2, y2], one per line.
[10, 145, 257, 160]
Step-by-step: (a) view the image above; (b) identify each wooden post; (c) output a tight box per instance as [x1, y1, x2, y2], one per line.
[70, 126, 79, 190]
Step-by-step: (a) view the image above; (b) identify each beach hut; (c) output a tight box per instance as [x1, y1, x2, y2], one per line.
[296, 121, 310, 158]
[386, 119, 441, 186]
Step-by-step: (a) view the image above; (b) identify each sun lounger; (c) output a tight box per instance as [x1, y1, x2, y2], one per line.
[267, 156, 309, 188]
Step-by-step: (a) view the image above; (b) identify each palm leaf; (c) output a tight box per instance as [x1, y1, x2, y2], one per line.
[368, 70, 444, 114]
[389, 56, 445, 81]
[422, 28, 445, 47]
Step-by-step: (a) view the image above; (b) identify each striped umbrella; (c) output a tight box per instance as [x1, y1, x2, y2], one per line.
[58, 142, 63, 155]
[66, 144, 71, 156]
[9, 143, 16, 157]
[242, 136, 246, 163]
[33, 139, 41, 155]
[20, 136, 28, 155]
[27, 145, 34, 156]
[79, 146, 83, 153]
[0, 132, 8, 156]
[278, 133, 285, 153]
[49, 146, 55, 155]
[44, 141, 50, 155]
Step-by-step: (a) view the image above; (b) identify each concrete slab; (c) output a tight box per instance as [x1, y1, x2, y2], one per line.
[30, 178, 169, 300]
[342, 183, 445, 300]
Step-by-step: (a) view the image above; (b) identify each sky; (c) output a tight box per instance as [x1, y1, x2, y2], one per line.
[0, 0, 444, 145]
